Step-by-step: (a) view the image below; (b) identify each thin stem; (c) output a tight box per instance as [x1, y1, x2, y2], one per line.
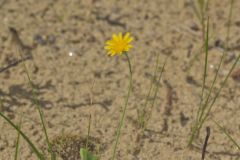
[15, 45, 55, 159]
[189, 17, 209, 146]
[199, 54, 240, 130]
[22, 60, 55, 159]
[226, 0, 234, 49]
[212, 119, 240, 150]
[14, 116, 22, 160]
[144, 57, 167, 130]
[197, 17, 210, 122]
[112, 53, 132, 160]
[139, 53, 160, 129]
[86, 114, 92, 149]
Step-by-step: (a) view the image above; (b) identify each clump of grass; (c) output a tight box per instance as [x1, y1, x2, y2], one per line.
[189, 0, 239, 145]
[137, 54, 167, 132]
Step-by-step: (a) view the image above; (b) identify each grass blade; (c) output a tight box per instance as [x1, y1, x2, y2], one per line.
[9, 27, 56, 159]
[14, 116, 22, 160]
[212, 119, 240, 150]
[0, 98, 44, 160]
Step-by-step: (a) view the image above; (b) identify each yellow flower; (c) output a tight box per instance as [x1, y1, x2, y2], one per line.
[105, 32, 133, 56]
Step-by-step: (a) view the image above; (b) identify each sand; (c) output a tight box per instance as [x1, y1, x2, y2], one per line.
[0, 0, 240, 159]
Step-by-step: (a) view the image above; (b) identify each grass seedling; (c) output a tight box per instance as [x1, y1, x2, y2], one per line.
[138, 54, 167, 132]
[137, 53, 160, 130]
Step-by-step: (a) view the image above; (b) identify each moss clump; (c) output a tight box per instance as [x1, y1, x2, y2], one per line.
[51, 134, 100, 160]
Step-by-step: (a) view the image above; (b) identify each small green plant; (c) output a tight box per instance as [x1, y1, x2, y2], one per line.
[80, 148, 98, 160]
[137, 54, 167, 131]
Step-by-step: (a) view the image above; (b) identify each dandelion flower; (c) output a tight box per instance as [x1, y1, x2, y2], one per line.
[105, 32, 133, 56]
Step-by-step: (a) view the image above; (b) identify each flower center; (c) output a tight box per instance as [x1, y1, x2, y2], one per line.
[115, 41, 127, 53]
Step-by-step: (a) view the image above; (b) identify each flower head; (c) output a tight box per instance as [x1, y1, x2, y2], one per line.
[105, 32, 133, 56]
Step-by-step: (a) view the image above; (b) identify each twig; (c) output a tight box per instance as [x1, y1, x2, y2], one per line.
[202, 127, 211, 160]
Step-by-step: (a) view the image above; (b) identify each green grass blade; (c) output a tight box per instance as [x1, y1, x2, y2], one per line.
[190, 0, 201, 22]
[200, 54, 240, 127]
[0, 98, 44, 159]
[138, 53, 160, 129]
[212, 119, 240, 150]
[226, 0, 234, 48]
[0, 111, 44, 159]
[86, 114, 92, 149]
[14, 116, 22, 160]
[144, 57, 167, 130]
[198, 52, 224, 123]
[189, 17, 210, 146]
[22, 63, 56, 160]
[198, 0, 235, 122]
[197, 17, 210, 122]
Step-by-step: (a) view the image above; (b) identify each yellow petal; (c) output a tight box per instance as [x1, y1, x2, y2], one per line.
[118, 32, 123, 40]
[112, 34, 118, 42]
[123, 32, 130, 40]
[127, 37, 133, 43]
[106, 40, 113, 45]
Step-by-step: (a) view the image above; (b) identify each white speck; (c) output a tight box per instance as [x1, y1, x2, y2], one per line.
[210, 64, 214, 69]
[69, 51, 74, 57]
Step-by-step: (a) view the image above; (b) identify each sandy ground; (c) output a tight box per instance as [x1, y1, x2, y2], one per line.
[0, 0, 240, 159]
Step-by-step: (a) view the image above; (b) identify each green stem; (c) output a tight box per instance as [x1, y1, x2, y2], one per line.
[144, 57, 167, 130]
[139, 53, 160, 130]
[23, 63, 55, 159]
[212, 119, 240, 150]
[14, 116, 22, 160]
[0, 96, 44, 160]
[226, 0, 234, 49]
[16, 47, 55, 159]
[112, 53, 132, 160]
[196, 17, 210, 123]
[189, 18, 210, 146]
